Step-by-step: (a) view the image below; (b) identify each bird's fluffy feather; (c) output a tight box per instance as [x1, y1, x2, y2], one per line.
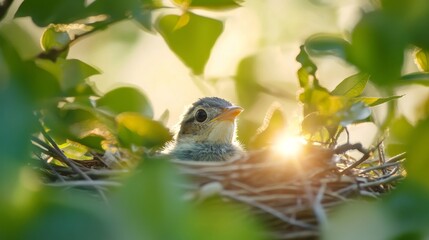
[169, 142, 242, 161]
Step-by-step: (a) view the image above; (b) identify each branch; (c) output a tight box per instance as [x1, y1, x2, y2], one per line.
[222, 190, 317, 230]
[37, 19, 119, 61]
[36, 126, 110, 204]
[0, 0, 13, 21]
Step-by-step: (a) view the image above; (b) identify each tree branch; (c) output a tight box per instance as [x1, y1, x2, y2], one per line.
[0, 0, 13, 21]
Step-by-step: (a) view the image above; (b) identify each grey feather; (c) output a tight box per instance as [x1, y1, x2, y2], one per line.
[170, 142, 242, 162]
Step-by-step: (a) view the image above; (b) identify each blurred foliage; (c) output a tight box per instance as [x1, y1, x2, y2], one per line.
[385, 116, 413, 156]
[249, 106, 286, 149]
[157, 12, 223, 75]
[114, 157, 265, 240]
[1, 0, 429, 239]
[323, 117, 429, 239]
[2, 0, 262, 239]
[296, 45, 400, 144]
[301, 1, 429, 239]
[301, 0, 429, 87]
[322, 181, 429, 240]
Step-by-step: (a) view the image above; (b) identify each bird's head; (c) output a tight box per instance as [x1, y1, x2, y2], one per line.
[176, 97, 243, 145]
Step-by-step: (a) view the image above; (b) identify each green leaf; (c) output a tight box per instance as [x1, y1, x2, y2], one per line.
[116, 113, 171, 148]
[386, 143, 407, 157]
[414, 48, 429, 72]
[41, 26, 71, 52]
[134, 0, 163, 31]
[386, 115, 413, 156]
[68, 118, 111, 151]
[339, 102, 371, 126]
[322, 201, 397, 240]
[331, 73, 369, 98]
[296, 45, 319, 90]
[297, 67, 310, 88]
[188, 0, 242, 10]
[158, 109, 170, 125]
[323, 181, 429, 240]
[133, 9, 153, 32]
[406, 118, 429, 191]
[156, 12, 223, 75]
[15, 0, 88, 27]
[97, 87, 153, 118]
[19, 190, 116, 240]
[44, 97, 113, 150]
[401, 72, 429, 86]
[234, 55, 262, 109]
[0, 22, 41, 59]
[59, 141, 92, 160]
[296, 45, 317, 77]
[359, 95, 402, 107]
[36, 59, 99, 96]
[87, 0, 140, 20]
[382, 0, 429, 49]
[305, 34, 350, 59]
[115, 158, 189, 239]
[347, 11, 407, 85]
[1, 34, 61, 101]
[0, 85, 35, 201]
[301, 112, 323, 134]
[249, 106, 286, 149]
[44, 106, 99, 142]
[391, 116, 413, 141]
[300, 88, 346, 116]
[61, 59, 99, 94]
[386, 182, 429, 236]
[22, 62, 62, 101]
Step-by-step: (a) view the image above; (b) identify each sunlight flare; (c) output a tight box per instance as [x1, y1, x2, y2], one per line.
[273, 135, 307, 158]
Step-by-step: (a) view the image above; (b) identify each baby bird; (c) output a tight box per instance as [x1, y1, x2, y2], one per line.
[169, 97, 243, 162]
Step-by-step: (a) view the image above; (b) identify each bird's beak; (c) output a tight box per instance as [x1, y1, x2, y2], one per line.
[212, 106, 243, 122]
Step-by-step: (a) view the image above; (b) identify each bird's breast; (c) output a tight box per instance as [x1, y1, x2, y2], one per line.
[170, 142, 242, 162]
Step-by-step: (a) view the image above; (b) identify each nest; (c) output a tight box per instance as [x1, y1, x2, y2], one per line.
[172, 143, 404, 239]
[32, 132, 405, 239]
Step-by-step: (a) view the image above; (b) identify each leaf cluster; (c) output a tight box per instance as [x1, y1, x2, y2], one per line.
[296, 45, 401, 145]
[1, 1, 265, 239]
[16, 0, 242, 74]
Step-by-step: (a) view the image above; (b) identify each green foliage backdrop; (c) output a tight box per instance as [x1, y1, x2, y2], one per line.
[1, 0, 429, 239]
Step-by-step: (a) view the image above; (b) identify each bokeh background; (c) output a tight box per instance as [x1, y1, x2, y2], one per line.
[2, 1, 429, 240]
[3, 0, 428, 148]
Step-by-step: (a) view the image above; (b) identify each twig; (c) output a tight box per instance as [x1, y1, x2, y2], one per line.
[339, 141, 383, 174]
[339, 152, 370, 174]
[34, 153, 66, 182]
[46, 180, 121, 187]
[0, 0, 13, 21]
[334, 143, 366, 155]
[37, 19, 118, 61]
[344, 127, 350, 144]
[222, 191, 317, 230]
[378, 142, 387, 175]
[386, 152, 406, 163]
[359, 175, 402, 188]
[312, 183, 327, 225]
[359, 161, 401, 174]
[37, 128, 110, 205]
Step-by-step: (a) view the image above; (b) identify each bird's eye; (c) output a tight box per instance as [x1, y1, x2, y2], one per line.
[195, 109, 207, 122]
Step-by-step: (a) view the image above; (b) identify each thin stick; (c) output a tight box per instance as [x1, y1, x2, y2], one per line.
[313, 183, 327, 225]
[46, 180, 121, 187]
[37, 128, 109, 205]
[386, 152, 406, 163]
[35, 153, 66, 182]
[222, 191, 317, 230]
[359, 162, 401, 174]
